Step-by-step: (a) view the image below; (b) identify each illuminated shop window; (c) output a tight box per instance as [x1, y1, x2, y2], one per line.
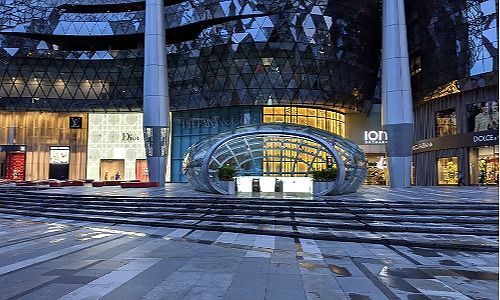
[262, 107, 345, 175]
[437, 157, 459, 185]
[435, 109, 457, 137]
[263, 106, 345, 137]
[470, 146, 499, 185]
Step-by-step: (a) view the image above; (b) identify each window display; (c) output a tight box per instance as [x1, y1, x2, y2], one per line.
[437, 157, 458, 185]
[49, 147, 70, 164]
[470, 146, 499, 185]
[435, 109, 457, 137]
[467, 101, 499, 132]
[100, 159, 125, 181]
[364, 155, 388, 185]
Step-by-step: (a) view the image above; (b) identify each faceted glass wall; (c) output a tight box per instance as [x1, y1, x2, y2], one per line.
[0, 0, 381, 114]
[406, 0, 498, 102]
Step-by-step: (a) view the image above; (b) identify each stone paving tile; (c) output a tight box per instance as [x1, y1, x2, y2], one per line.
[0, 186, 497, 300]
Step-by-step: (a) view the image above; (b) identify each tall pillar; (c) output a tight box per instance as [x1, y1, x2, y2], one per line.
[143, 0, 169, 186]
[381, 0, 414, 188]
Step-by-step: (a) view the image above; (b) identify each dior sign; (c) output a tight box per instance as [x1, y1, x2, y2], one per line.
[122, 133, 140, 142]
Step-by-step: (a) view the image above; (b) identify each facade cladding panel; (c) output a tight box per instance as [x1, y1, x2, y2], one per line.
[0, 0, 381, 114]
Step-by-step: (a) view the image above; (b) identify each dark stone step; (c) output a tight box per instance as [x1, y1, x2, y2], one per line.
[1, 196, 498, 217]
[13, 192, 500, 210]
[1, 198, 498, 225]
[0, 203, 497, 236]
[0, 207, 496, 253]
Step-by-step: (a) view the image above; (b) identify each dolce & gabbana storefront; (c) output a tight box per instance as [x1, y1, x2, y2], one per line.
[413, 130, 499, 185]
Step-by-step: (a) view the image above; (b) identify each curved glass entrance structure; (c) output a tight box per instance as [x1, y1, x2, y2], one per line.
[183, 124, 367, 195]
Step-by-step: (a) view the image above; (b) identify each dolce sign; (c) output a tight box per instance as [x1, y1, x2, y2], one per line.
[412, 142, 434, 151]
[473, 134, 498, 143]
[364, 130, 388, 144]
[412, 130, 499, 153]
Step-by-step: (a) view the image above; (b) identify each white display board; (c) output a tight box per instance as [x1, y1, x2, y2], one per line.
[235, 176, 313, 193]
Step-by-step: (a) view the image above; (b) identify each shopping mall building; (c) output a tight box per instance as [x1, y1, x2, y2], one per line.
[0, 0, 497, 186]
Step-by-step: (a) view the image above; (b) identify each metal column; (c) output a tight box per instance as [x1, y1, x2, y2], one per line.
[143, 0, 169, 186]
[381, 0, 414, 188]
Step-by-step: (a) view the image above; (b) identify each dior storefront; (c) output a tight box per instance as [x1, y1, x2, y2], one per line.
[86, 113, 148, 182]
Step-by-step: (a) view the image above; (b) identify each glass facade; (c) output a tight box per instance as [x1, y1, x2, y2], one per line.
[171, 106, 262, 182]
[263, 107, 345, 136]
[0, 0, 381, 114]
[406, 0, 498, 102]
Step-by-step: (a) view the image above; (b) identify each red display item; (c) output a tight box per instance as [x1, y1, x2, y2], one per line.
[5, 152, 26, 181]
[120, 181, 159, 188]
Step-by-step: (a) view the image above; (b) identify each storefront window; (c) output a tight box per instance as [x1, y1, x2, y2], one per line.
[437, 157, 458, 185]
[263, 106, 345, 136]
[469, 146, 499, 185]
[466, 100, 499, 132]
[435, 109, 457, 137]
[364, 155, 388, 185]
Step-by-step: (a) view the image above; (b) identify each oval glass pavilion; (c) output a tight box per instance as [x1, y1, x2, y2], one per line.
[183, 123, 367, 195]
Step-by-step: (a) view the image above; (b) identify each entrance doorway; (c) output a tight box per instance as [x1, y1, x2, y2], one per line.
[6, 152, 26, 181]
[136, 159, 148, 181]
[0, 145, 27, 181]
[100, 159, 124, 181]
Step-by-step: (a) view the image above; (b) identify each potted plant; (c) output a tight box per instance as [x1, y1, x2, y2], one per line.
[218, 164, 237, 194]
[312, 168, 337, 195]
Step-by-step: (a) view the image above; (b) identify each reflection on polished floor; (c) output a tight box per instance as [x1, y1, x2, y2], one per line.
[0, 186, 497, 299]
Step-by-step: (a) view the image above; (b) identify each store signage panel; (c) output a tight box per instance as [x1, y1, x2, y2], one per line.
[363, 130, 388, 144]
[176, 113, 255, 129]
[0, 145, 26, 152]
[69, 117, 83, 129]
[412, 130, 499, 153]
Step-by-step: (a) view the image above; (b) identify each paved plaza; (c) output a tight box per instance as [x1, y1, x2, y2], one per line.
[0, 186, 498, 299]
